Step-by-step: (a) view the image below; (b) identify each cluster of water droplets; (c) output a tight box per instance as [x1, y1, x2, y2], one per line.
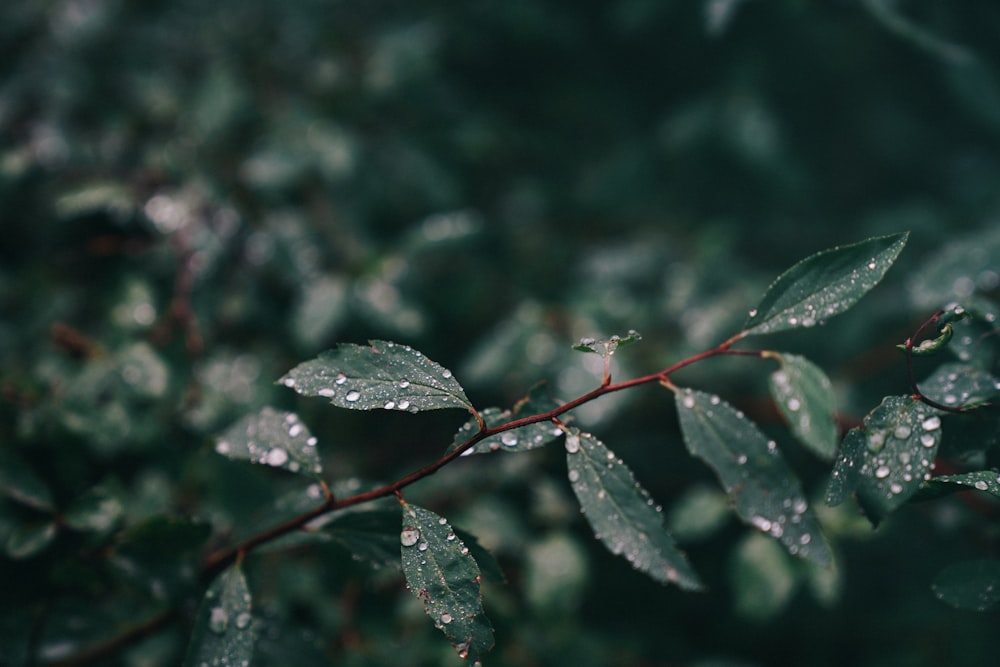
[215, 408, 321, 474]
[861, 412, 941, 500]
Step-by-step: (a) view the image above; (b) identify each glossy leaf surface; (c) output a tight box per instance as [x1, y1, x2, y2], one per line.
[932, 560, 1000, 612]
[452, 383, 562, 454]
[565, 428, 702, 590]
[826, 396, 941, 523]
[216, 407, 322, 476]
[675, 388, 831, 564]
[399, 501, 494, 661]
[279, 340, 473, 413]
[920, 470, 1000, 499]
[743, 233, 908, 335]
[183, 564, 254, 667]
[918, 361, 1000, 409]
[768, 353, 838, 460]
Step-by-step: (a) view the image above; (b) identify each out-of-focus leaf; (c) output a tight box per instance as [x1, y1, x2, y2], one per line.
[918, 362, 1000, 409]
[0, 449, 55, 512]
[293, 274, 347, 349]
[64, 484, 125, 533]
[675, 388, 831, 564]
[730, 533, 797, 620]
[216, 407, 322, 477]
[827, 396, 941, 523]
[667, 484, 732, 544]
[565, 428, 702, 590]
[399, 500, 493, 662]
[5, 521, 57, 559]
[451, 383, 562, 454]
[932, 560, 1000, 612]
[325, 509, 401, 570]
[768, 353, 838, 460]
[742, 233, 908, 336]
[183, 564, 254, 667]
[453, 526, 505, 584]
[280, 340, 473, 413]
[109, 517, 212, 601]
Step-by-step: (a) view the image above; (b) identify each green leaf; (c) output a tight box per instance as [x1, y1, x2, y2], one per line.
[0, 449, 55, 512]
[279, 340, 473, 413]
[110, 517, 212, 601]
[64, 484, 125, 533]
[742, 233, 908, 336]
[932, 560, 1000, 612]
[183, 564, 255, 667]
[399, 501, 493, 662]
[5, 521, 57, 559]
[768, 353, 839, 460]
[572, 329, 642, 356]
[919, 362, 1000, 409]
[730, 533, 797, 620]
[920, 470, 1000, 499]
[827, 396, 942, 523]
[325, 509, 402, 570]
[667, 484, 732, 544]
[451, 383, 562, 454]
[675, 388, 831, 565]
[565, 428, 702, 590]
[216, 407, 322, 477]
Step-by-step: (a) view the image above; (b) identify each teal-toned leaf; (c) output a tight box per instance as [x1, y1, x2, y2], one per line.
[907, 226, 1000, 310]
[183, 564, 254, 667]
[399, 501, 494, 662]
[675, 388, 831, 565]
[573, 329, 642, 356]
[742, 233, 908, 336]
[919, 362, 1000, 409]
[216, 407, 322, 477]
[667, 484, 732, 544]
[565, 428, 702, 590]
[280, 340, 473, 413]
[326, 509, 402, 570]
[451, 383, 562, 454]
[0, 449, 55, 512]
[828, 396, 942, 523]
[920, 470, 1000, 499]
[730, 533, 797, 620]
[453, 526, 506, 584]
[5, 521, 57, 559]
[932, 560, 1000, 612]
[110, 517, 212, 601]
[826, 428, 867, 506]
[64, 484, 125, 533]
[768, 353, 838, 460]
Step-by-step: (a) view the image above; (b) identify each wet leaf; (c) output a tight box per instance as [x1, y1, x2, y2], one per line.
[768, 353, 838, 460]
[675, 388, 831, 565]
[572, 329, 642, 356]
[399, 501, 494, 662]
[918, 362, 1000, 409]
[565, 428, 702, 589]
[325, 509, 402, 570]
[0, 449, 55, 512]
[743, 233, 908, 336]
[826, 396, 941, 524]
[451, 383, 562, 454]
[279, 340, 473, 413]
[932, 560, 1000, 612]
[919, 470, 1000, 499]
[183, 564, 254, 667]
[216, 407, 322, 477]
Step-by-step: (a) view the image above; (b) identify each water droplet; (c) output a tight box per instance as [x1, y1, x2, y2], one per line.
[306, 436, 317, 447]
[867, 260, 877, 270]
[799, 533, 812, 545]
[446, 532, 456, 541]
[398, 379, 410, 388]
[209, 606, 228, 634]
[710, 394, 721, 405]
[216, 441, 231, 455]
[318, 387, 335, 398]
[400, 528, 420, 547]
[282, 377, 296, 388]
[418, 541, 428, 551]
[265, 448, 289, 467]
[875, 465, 890, 479]
[736, 454, 748, 465]
[565, 436, 581, 454]
[893, 424, 911, 439]
[384, 400, 395, 410]
[397, 399, 410, 410]
[440, 612, 453, 624]
[438, 517, 448, 525]
[235, 612, 252, 630]
[920, 433, 935, 447]
[442, 370, 453, 379]
[868, 431, 885, 450]
[922, 416, 941, 431]
[787, 398, 801, 412]
[748, 308, 758, 318]
[568, 469, 580, 483]
[750, 516, 772, 532]
[345, 390, 361, 402]
[288, 423, 303, 438]
[335, 373, 347, 385]
[974, 480, 989, 491]
[889, 482, 903, 494]
[500, 432, 518, 447]
[682, 394, 696, 409]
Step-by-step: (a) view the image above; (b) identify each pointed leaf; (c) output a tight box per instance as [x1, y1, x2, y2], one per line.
[216, 407, 322, 477]
[565, 428, 702, 589]
[743, 233, 908, 336]
[768, 353, 838, 460]
[826, 428, 867, 506]
[399, 501, 494, 662]
[920, 470, 1000, 499]
[829, 396, 942, 523]
[280, 340, 472, 413]
[933, 560, 1000, 612]
[183, 564, 254, 667]
[675, 388, 831, 565]
[919, 362, 1000, 409]
[452, 384, 562, 454]
[572, 329, 642, 356]
[325, 509, 402, 570]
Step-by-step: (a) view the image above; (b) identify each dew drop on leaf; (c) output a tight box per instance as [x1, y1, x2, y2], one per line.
[922, 416, 941, 431]
[345, 390, 361, 402]
[401, 528, 420, 547]
[500, 432, 518, 447]
[565, 435, 580, 454]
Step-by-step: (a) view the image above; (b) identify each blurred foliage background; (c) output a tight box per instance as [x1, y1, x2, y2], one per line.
[2, 1, 1000, 666]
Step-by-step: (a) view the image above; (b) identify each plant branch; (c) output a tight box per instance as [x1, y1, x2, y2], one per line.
[901, 310, 972, 414]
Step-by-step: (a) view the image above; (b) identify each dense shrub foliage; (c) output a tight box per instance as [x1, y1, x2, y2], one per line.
[2, 2, 1000, 666]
